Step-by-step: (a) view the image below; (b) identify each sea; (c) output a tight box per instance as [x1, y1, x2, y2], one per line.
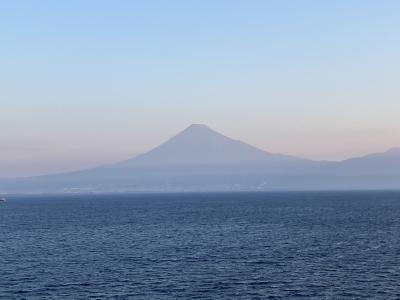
[1, 191, 400, 299]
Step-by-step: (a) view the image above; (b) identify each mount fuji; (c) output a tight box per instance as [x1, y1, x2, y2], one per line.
[1, 124, 400, 193]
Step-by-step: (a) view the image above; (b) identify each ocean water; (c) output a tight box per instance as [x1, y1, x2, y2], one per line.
[1, 191, 400, 299]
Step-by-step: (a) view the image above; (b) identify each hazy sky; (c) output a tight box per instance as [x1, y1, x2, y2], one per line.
[1, 0, 400, 177]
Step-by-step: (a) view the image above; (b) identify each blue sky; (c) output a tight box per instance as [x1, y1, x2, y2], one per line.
[1, 0, 400, 177]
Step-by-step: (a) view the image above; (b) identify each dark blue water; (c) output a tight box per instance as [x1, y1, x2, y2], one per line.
[1, 191, 400, 299]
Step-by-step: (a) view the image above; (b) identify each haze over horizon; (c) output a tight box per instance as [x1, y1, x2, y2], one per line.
[1, 1, 400, 177]
[2, 123, 400, 192]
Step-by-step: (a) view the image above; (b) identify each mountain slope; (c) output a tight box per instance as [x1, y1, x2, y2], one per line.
[325, 148, 400, 175]
[114, 124, 305, 167]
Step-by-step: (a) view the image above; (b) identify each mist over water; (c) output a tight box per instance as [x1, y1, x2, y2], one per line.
[2, 191, 400, 299]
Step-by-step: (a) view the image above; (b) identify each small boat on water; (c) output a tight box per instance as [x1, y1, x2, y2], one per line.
[0, 197, 6, 202]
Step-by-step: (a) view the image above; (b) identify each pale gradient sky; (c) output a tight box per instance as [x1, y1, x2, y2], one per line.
[1, 0, 400, 177]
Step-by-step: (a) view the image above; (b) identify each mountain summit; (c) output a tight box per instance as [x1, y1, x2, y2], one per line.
[121, 124, 302, 167]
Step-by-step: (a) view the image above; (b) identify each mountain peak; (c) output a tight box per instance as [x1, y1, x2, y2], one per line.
[174, 124, 229, 142]
[186, 123, 210, 129]
[124, 124, 302, 167]
[180, 124, 217, 135]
